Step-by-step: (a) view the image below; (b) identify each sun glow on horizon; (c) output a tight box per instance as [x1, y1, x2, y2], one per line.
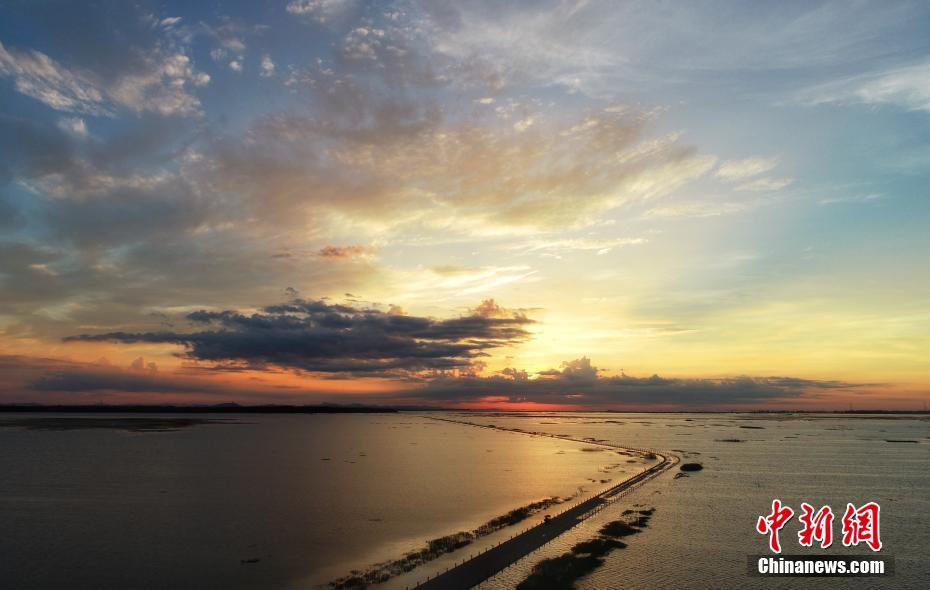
[0, 1, 928, 410]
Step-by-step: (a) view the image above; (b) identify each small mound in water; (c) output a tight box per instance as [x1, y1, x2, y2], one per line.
[598, 520, 642, 537]
[570, 537, 626, 555]
[679, 463, 703, 472]
[516, 509, 654, 590]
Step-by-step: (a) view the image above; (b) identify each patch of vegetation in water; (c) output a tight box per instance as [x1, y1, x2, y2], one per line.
[327, 497, 565, 589]
[516, 509, 654, 590]
[679, 463, 703, 472]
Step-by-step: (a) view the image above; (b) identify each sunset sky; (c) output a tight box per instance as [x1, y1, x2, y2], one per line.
[1, 1, 928, 409]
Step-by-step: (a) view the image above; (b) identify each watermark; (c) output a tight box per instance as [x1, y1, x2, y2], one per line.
[752, 500, 889, 577]
[748, 555, 894, 577]
[756, 500, 882, 553]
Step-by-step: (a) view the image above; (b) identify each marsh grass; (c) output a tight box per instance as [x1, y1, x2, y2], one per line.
[327, 497, 565, 589]
[516, 508, 655, 590]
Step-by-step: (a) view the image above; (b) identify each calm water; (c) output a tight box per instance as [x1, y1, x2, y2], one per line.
[0, 413, 628, 590]
[1, 412, 927, 589]
[468, 412, 930, 590]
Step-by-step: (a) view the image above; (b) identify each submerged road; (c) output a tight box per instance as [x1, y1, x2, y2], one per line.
[412, 418, 679, 590]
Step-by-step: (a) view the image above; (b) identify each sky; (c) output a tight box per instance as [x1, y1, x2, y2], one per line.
[0, 0, 928, 410]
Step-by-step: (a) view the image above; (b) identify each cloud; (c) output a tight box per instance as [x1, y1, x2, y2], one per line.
[715, 157, 778, 181]
[412, 1, 620, 95]
[38, 174, 210, 247]
[286, 0, 357, 24]
[0, 354, 332, 403]
[31, 366, 207, 395]
[0, 2, 721, 285]
[260, 55, 275, 77]
[129, 356, 158, 373]
[405, 357, 863, 408]
[0, 41, 109, 115]
[818, 193, 884, 206]
[2, 0, 864, 386]
[107, 53, 210, 116]
[57, 117, 88, 138]
[207, 105, 714, 234]
[509, 237, 646, 257]
[403, 2, 926, 99]
[201, 16, 255, 57]
[734, 177, 794, 192]
[0, 354, 224, 397]
[0, 41, 209, 117]
[317, 244, 378, 259]
[645, 201, 750, 218]
[64, 298, 534, 375]
[798, 60, 930, 112]
[513, 116, 535, 132]
[394, 266, 539, 300]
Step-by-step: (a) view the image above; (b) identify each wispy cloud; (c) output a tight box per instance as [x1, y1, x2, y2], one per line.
[716, 157, 778, 181]
[0, 41, 209, 117]
[646, 202, 749, 218]
[508, 237, 646, 256]
[798, 60, 930, 112]
[286, 0, 357, 24]
[317, 244, 379, 259]
[57, 117, 88, 138]
[0, 41, 109, 115]
[818, 193, 885, 206]
[734, 177, 794, 192]
[1, 0, 926, 408]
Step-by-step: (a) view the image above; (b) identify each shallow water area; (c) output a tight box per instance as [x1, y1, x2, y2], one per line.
[0, 412, 628, 590]
[468, 412, 930, 590]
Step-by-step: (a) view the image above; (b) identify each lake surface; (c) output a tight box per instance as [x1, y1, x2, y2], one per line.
[1, 412, 927, 589]
[0, 413, 627, 590]
[468, 412, 930, 590]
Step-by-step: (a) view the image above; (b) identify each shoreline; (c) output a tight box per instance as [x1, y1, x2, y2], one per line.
[319, 416, 668, 590]
[407, 416, 680, 590]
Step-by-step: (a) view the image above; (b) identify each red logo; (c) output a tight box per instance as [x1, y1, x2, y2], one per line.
[798, 503, 834, 549]
[757, 500, 882, 553]
[841, 502, 882, 551]
[756, 499, 794, 554]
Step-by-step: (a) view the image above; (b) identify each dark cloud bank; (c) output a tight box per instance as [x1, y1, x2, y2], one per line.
[411, 357, 859, 407]
[61, 300, 861, 407]
[66, 298, 534, 375]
